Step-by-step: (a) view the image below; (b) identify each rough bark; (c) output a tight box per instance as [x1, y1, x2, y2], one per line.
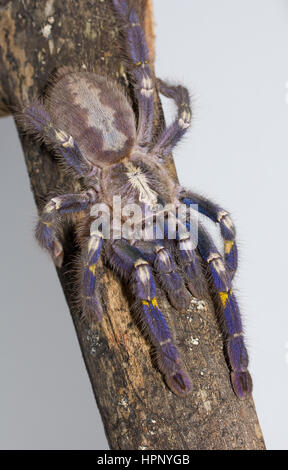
[0, 0, 265, 450]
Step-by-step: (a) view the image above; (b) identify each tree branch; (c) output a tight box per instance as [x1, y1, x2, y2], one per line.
[0, 0, 265, 450]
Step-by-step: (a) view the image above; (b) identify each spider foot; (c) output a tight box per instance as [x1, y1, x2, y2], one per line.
[228, 336, 252, 398]
[231, 370, 252, 399]
[156, 337, 193, 396]
[35, 220, 64, 267]
[185, 273, 207, 300]
[168, 284, 191, 313]
[138, 295, 192, 396]
[82, 295, 103, 327]
[165, 369, 193, 397]
[159, 272, 191, 312]
[52, 239, 64, 267]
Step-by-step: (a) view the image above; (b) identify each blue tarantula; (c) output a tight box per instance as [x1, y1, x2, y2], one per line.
[20, 0, 252, 399]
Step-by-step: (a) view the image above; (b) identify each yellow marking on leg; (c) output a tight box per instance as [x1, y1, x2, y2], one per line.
[151, 297, 159, 308]
[142, 298, 159, 308]
[42, 221, 51, 228]
[89, 264, 97, 276]
[225, 240, 234, 254]
[219, 289, 232, 308]
[135, 60, 148, 66]
[219, 291, 228, 307]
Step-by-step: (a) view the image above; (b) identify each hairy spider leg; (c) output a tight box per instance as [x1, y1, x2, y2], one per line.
[176, 231, 205, 300]
[36, 191, 95, 267]
[133, 240, 190, 312]
[107, 239, 192, 396]
[113, 0, 154, 147]
[152, 78, 191, 156]
[195, 223, 252, 398]
[181, 191, 238, 278]
[162, 211, 205, 299]
[22, 101, 91, 176]
[81, 228, 103, 326]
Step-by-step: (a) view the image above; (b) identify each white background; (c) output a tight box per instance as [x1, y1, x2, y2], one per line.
[0, 0, 287, 450]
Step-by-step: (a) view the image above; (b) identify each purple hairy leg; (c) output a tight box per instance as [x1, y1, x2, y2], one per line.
[162, 212, 205, 299]
[36, 190, 96, 267]
[176, 231, 205, 299]
[133, 240, 190, 312]
[21, 101, 91, 175]
[180, 190, 238, 278]
[81, 230, 103, 326]
[107, 239, 192, 396]
[196, 223, 252, 399]
[152, 78, 191, 156]
[113, 0, 154, 147]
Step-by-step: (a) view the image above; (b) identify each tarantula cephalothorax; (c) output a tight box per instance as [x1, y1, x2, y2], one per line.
[20, 0, 252, 398]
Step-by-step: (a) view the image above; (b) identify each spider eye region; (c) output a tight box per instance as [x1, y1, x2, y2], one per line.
[124, 162, 158, 205]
